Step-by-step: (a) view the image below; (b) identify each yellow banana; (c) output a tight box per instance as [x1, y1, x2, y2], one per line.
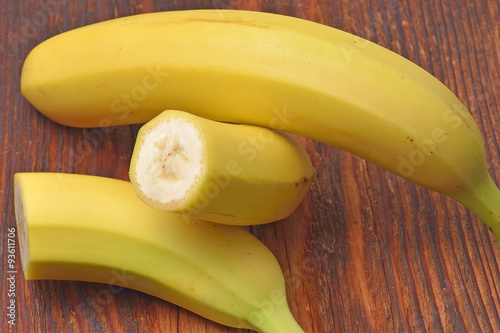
[20, 10, 500, 242]
[14, 172, 304, 333]
[129, 109, 313, 225]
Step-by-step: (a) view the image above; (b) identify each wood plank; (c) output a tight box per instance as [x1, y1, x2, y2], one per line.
[1, 0, 499, 332]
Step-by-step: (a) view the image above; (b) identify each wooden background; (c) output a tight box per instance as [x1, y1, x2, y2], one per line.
[1, 0, 499, 332]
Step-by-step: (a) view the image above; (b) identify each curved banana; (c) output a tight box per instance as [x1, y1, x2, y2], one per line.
[20, 10, 500, 242]
[129, 110, 313, 225]
[14, 172, 304, 333]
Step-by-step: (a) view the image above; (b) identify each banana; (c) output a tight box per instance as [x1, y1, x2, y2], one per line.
[20, 10, 500, 242]
[14, 172, 304, 333]
[129, 109, 313, 225]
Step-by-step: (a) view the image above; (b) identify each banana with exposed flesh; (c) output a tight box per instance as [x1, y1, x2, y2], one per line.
[129, 110, 313, 225]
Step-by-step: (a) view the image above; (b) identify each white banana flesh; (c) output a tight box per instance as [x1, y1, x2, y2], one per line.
[129, 110, 314, 225]
[20, 10, 500, 242]
[134, 116, 204, 204]
[14, 172, 304, 333]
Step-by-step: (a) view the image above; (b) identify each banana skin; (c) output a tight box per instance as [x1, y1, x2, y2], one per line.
[14, 172, 304, 333]
[20, 10, 500, 241]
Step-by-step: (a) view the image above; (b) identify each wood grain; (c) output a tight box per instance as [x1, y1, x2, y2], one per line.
[1, 0, 499, 332]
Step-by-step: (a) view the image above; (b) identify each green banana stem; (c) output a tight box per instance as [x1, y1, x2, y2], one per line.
[249, 303, 305, 333]
[450, 174, 500, 244]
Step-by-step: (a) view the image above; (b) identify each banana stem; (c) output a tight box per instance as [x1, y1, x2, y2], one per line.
[249, 303, 305, 333]
[450, 174, 500, 244]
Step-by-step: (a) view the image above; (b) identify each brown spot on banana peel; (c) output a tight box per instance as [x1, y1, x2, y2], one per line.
[295, 176, 312, 188]
[185, 17, 269, 29]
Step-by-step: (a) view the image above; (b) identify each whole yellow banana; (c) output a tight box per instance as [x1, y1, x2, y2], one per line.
[20, 10, 500, 242]
[129, 110, 313, 225]
[14, 172, 304, 333]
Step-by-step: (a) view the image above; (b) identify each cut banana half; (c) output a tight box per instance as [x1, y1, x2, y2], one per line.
[129, 110, 314, 225]
[14, 172, 304, 333]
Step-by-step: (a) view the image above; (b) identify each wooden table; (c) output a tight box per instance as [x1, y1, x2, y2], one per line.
[2, 0, 499, 332]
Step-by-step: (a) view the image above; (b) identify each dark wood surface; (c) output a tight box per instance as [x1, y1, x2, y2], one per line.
[2, 0, 500, 332]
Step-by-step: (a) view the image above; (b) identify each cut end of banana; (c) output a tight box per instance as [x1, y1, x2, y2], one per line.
[131, 115, 205, 210]
[14, 178, 30, 278]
